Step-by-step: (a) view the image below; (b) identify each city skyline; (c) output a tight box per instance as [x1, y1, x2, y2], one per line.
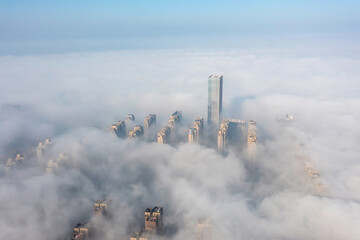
[0, 1, 359, 240]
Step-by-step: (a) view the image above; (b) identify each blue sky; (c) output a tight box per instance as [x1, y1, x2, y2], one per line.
[0, 0, 359, 54]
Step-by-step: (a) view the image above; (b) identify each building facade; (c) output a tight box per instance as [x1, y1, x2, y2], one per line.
[208, 75, 223, 126]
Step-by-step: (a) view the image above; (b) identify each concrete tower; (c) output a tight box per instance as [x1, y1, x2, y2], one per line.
[208, 75, 223, 126]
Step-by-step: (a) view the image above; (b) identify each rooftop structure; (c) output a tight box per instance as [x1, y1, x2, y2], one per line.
[71, 223, 89, 240]
[145, 206, 163, 233]
[129, 125, 144, 138]
[131, 207, 163, 240]
[208, 75, 223, 126]
[168, 111, 182, 129]
[94, 199, 112, 217]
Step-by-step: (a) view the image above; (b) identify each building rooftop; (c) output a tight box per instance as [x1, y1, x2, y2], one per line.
[208, 74, 223, 78]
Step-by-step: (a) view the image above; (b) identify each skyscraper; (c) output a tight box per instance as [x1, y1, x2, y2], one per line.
[208, 75, 223, 126]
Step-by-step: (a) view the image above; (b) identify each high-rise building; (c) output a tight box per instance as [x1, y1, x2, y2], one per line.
[168, 111, 182, 129]
[131, 206, 163, 240]
[208, 75, 223, 126]
[189, 117, 204, 143]
[157, 126, 170, 144]
[188, 128, 197, 143]
[145, 206, 163, 233]
[217, 119, 246, 152]
[144, 114, 156, 133]
[217, 120, 229, 152]
[110, 121, 126, 138]
[157, 111, 182, 144]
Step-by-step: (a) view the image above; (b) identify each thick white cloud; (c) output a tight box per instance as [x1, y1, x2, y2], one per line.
[0, 49, 359, 239]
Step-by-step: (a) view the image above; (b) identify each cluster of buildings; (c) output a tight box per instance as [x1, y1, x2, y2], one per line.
[3, 137, 71, 175]
[69, 203, 163, 240]
[131, 206, 164, 240]
[157, 111, 182, 144]
[111, 114, 157, 140]
[5, 153, 25, 174]
[109, 75, 257, 155]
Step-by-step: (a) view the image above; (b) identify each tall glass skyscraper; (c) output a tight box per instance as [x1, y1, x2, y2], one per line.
[208, 75, 223, 126]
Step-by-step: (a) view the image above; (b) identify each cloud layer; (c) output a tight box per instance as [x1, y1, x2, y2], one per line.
[0, 49, 359, 240]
